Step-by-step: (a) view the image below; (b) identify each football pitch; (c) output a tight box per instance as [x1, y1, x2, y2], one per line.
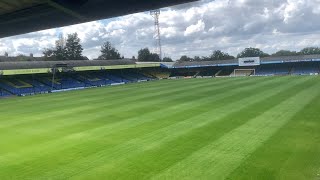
[0, 76, 319, 179]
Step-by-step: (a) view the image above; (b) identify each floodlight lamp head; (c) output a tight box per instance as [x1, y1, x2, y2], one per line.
[150, 9, 160, 15]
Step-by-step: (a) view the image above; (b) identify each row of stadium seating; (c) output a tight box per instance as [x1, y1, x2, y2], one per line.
[0, 88, 12, 97]
[255, 63, 320, 76]
[0, 70, 153, 97]
[170, 63, 320, 77]
[255, 65, 290, 76]
[143, 68, 171, 79]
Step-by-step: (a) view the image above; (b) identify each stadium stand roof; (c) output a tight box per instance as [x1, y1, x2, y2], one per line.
[0, 56, 44, 62]
[0, 0, 197, 38]
[261, 54, 320, 62]
[173, 59, 237, 68]
[172, 54, 320, 68]
[0, 59, 135, 70]
[1, 54, 320, 71]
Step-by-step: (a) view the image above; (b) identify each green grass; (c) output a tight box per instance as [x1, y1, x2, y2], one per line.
[0, 76, 319, 180]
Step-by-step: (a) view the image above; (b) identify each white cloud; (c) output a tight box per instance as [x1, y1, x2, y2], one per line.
[91, 37, 98, 41]
[283, 0, 303, 23]
[162, 27, 178, 38]
[184, 20, 205, 36]
[1, 0, 320, 60]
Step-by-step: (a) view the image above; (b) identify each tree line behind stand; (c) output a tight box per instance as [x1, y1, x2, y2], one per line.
[7, 32, 320, 62]
[43, 33, 88, 60]
[178, 47, 320, 62]
[41, 32, 171, 62]
[43, 33, 124, 61]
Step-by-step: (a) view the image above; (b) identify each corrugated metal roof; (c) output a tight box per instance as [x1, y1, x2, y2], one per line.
[173, 54, 320, 68]
[0, 59, 135, 70]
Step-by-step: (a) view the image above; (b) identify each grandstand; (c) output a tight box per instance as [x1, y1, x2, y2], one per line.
[170, 54, 320, 77]
[0, 54, 319, 97]
[0, 60, 159, 96]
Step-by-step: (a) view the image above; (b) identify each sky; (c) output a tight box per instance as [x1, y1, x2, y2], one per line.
[1, 0, 320, 60]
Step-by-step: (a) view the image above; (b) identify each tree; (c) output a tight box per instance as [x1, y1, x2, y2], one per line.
[42, 35, 63, 60]
[54, 40, 67, 60]
[64, 33, 86, 60]
[162, 57, 173, 62]
[149, 53, 161, 62]
[82, 56, 89, 60]
[272, 50, 299, 56]
[209, 50, 235, 60]
[16, 54, 32, 61]
[137, 48, 161, 62]
[201, 56, 211, 61]
[138, 48, 151, 62]
[299, 47, 320, 55]
[43, 48, 55, 60]
[193, 56, 202, 61]
[237, 47, 270, 58]
[53, 33, 67, 60]
[56, 33, 65, 48]
[179, 55, 193, 62]
[42, 32, 87, 60]
[98, 41, 121, 60]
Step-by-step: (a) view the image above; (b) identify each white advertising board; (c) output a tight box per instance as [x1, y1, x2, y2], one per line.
[238, 57, 260, 66]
